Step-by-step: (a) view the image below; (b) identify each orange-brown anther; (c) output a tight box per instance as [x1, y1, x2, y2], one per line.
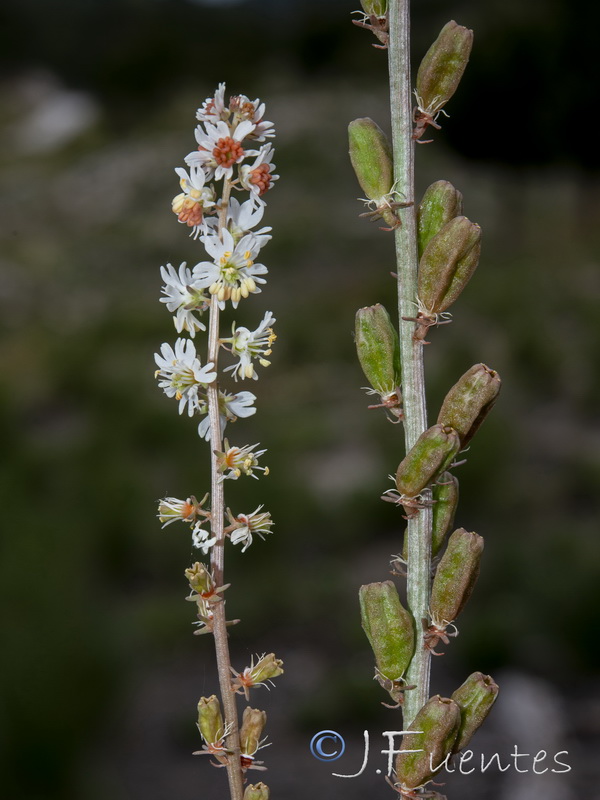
[250, 165, 272, 195]
[213, 136, 245, 168]
[175, 198, 204, 227]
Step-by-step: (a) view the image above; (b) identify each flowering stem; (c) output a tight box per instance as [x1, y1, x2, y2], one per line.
[207, 180, 244, 800]
[388, 0, 433, 726]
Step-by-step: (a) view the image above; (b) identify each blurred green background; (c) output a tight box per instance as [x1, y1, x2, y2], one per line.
[1, 1, 599, 798]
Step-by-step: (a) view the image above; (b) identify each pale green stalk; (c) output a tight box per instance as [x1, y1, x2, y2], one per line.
[387, 0, 433, 726]
[207, 180, 244, 800]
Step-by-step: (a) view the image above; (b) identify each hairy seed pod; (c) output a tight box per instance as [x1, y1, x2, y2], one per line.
[416, 21, 474, 113]
[430, 528, 484, 625]
[437, 363, 501, 447]
[348, 118, 393, 203]
[355, 304, 401, 395]
[239, 707, 267, 756]
[451, 672, 499, 753]
[402, 471, 459, 560]
[396, 695, 461, 788]
[360, 0, 387, 14]
[197, 695, 224, 744]
[417, 180, 464, 258]
[244, 784, 270, 800]
[418, 215, 481, 316]
[395, 424, 461, 498]
[359, 581, 415, 683]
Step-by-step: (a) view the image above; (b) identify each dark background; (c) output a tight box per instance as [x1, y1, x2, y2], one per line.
[1, 1, 599, 798]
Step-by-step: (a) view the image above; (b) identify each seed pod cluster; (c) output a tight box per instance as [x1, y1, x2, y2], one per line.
[417, 180, 464, 258]
[244, 784, 270, 800]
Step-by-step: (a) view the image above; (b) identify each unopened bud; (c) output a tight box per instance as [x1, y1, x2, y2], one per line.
[348, 118, 393, 204]
[395, 424, 461, 498]
[417, 180, 463, 258]
[430, 528, 483, 626]
[416, 21, 474, 114]
[451, 672, 499, 752]
[185, 562, 214, 595]
[355, 304, 400, 395]
[360, 0, 387, 14]
[395, 695, 461, 788]
[359, 581, 415, 689]
[244, 784, 270, 800]
[437, 363, 501, 447]
[197, 695, 224, 744]
[418, 215, 481, 316]
[240, 707, 267, 757]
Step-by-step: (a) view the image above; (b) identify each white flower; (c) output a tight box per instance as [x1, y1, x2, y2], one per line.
[216, 441, 268, 481]
[203, 197, 271, 241]
[196, 389, 257, 441]
[191, 521, 217, 554]
[193, 229, 269, 309]
[239, 144, 278, 198]
[160, 262, 209, 337]
[154, 338, 217, 416]
[228, 506, 274, 552]
[158, 495, 205, 527]
[222, 311, 276, 381]
[186, 119, 257, 181]
[171, 166, 216, 238]
[230, 94, 275, 141]
[196, 83, 228, 124]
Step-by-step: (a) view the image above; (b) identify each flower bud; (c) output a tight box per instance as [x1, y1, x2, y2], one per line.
[244, 784, 270, 800]
[359, 581, 415, 687]
[348, 118, 393, 204]
[431, 471, 459, 556]
[418, 215, 481, 316]
[185, 562, 214, 595]
[240, 707, 267, 757]
[417, 180, 463, 258]
[395, 424, 461, 498]
[437, 363, 501, 447]
[416, 21, 474, 114]
[451, 672, 499, 753]
[355, 304, 400, 395]
[197, 695, 224, 744]
[430, 528, 483, 626]
[395, 695, 461, 789]
[360, 0, 387, 14]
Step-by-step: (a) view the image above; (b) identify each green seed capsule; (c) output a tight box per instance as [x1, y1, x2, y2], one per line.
[395, 695, 461, 789]
[418, 215, 481, 316]
[360, 0, 387, 14]
[355, 304, 401, 395]
[359, 581, 415, 685]
[185, 562, 214, 595]
[197, 695, 224, 745]
[395, 424, 461, 498]
[451, 672, 499, 753]
[402, 471, 459, 560]
[437, 363, 501, 447]
[416, 21, 474, 114]
[239, 707, 267, 757]
[417, 180, 464, 259]
[348, 118, 394, 220]
[244, 784, 270, 800]
[430, 528, 484, 626]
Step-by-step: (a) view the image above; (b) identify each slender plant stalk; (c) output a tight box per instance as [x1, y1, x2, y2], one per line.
[207, 180, 244, 800]
[388, 0, 433, 726]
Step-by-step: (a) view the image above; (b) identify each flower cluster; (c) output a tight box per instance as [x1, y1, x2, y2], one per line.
[155, 84, 278, 558]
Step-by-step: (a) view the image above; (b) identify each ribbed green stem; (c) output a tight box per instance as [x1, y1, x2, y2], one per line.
[387, 0, 433, 726]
